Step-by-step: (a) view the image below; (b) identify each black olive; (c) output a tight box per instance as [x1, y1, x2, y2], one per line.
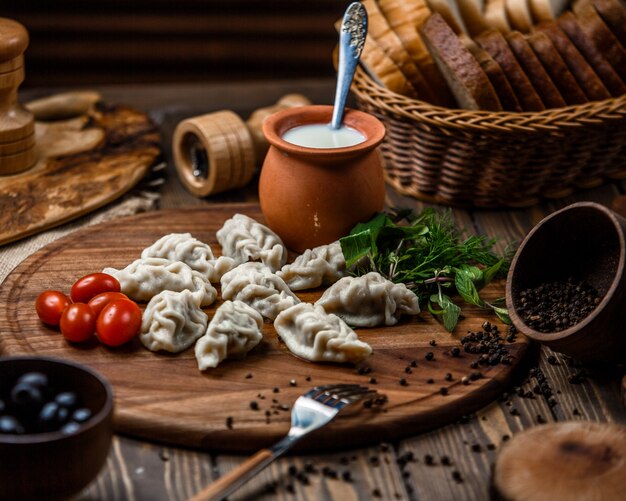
[55, 391, 78, 409]
[39, 401, 61, 429]
[71, 408, 92, 423]
[0, 415, 25, 434]
[60, 421, 81, 435]
[11, 382, 43, 406]
[17, 372, 48, 389]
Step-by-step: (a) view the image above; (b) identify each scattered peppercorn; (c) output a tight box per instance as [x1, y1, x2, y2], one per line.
[429, 339, 437, 346]
[451, 347, 461, 357]
[369, 377, 377, 384]
[547, 355, 558, 365]
[249, 401, 259, 411]
[289, 379, 297, 387]
[410, 360, 417, 368]
[427, 378, 434, 384]
[425, 352, 434, 361]
[439, 387, 448, 396]
[399, 378, 408, 386]
[452, 471, 463, 483]
[424, 454, 435, 465]
[342, 471, 353, 482]
[272, 387, 280, 393]
[445, 373, 453, 381]
[226, 416, 233, 429]
[471, 444, 482, 453]
[405, 366, 412, 374]
[441, 456, 451, 466]
[372, 488, 382, 498]
[305, 375, 311, 381]
[245, 372, 253, 379]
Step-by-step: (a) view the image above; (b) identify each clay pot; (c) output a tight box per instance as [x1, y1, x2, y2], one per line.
[259, 105, 385, 253]
[506, 202, 626, 365]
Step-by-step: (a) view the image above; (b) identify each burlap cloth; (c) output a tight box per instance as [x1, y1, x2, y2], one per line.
[0, 165, 163, 284]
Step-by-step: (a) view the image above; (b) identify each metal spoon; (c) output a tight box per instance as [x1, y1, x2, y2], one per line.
[330, 2, 368, 130]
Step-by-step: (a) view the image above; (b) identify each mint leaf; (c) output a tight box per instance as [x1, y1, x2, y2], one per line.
[455, 270, 485, 307]
[480, 258, 504, 288]
[492, 305, 511, 324]
[456, 264, 483, 282]
[431, 293, 461, 332]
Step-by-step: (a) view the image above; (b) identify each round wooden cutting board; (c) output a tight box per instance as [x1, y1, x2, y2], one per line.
[0, 204, 529, 452]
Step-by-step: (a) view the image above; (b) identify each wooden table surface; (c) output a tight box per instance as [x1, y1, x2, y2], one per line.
[18, 80, 626, 500]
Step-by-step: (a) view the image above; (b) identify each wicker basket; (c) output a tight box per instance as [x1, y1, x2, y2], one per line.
[352, 67, 626, 208]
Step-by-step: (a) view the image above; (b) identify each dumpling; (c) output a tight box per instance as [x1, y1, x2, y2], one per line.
[103, 257, 217, 306]
[140, 289, 208, 353]
[274, 303, 372, 363]
[277, 241, 346, 291]
[216, 213, 287, 272]
[195, 300, 264, 370]
[315, 272, 420, 327]
[140, 232, 235, 283]
[220, 262, 299, 320]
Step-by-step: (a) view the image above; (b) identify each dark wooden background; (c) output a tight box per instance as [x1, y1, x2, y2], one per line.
[3, 0, 346, 87]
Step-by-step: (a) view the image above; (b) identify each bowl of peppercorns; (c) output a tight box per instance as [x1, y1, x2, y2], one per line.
[0, 356, 114, 500]
[506, 201, 626, 366]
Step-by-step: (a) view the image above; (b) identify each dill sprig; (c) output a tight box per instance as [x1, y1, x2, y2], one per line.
[340, 208, 514, 332]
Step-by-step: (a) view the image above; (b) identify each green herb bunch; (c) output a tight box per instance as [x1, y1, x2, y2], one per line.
[339, 208, 513, 332]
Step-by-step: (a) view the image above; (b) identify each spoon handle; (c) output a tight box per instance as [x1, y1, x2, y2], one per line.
[331, 2, 368, 130]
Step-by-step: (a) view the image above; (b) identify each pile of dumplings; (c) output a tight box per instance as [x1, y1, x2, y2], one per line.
[103, 213, 421, 371]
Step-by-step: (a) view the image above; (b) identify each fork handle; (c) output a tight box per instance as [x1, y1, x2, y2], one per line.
[189, 447, 277, 501]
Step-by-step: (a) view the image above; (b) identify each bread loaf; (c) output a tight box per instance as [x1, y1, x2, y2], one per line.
[573, 1, 626, 81]
[538, 22, 611, 100]
[420, 13, 503, 110]
[506, 0, 534, 32]
[557, 12, 626, 96]
[591, 0, 626, 47]
[527, 30, 588, 104]
[465, 37, 522, 110]
[363, 0, 439, 102]
[424, 0, 467, 33]
[376, 0, 455, 105]
[506, 31, 567, 107]
[484, 0, 512, 34]
[457, 0, 489, 36]
[476, 29, 545, 110]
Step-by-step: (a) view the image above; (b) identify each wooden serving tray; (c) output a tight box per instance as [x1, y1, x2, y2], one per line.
[0, 204, 529, 452]
[0, 93, 161, 246]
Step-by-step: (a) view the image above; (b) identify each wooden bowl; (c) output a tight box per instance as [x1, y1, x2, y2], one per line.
[506, 202, 626, 365]
[0, 356, 114, 500]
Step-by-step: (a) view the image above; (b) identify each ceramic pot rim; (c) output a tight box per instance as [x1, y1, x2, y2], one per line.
[262, 105, 386, 158]
[0, 355, 114, 445]
[506, 201, 626, 343]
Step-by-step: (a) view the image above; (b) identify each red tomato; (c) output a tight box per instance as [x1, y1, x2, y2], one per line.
[60, 303, 96, 342]
[35, 290, 72, 326]
[70, 273, 120, 303]
[96, 299, 142, 347]
[88, 291, 129, 317]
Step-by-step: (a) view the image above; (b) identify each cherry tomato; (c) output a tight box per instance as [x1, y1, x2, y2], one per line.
[70, 273, 120, 303]
[96, 300, 142, 347]
[35, 290, 71, 326]
[88, 291, 129, 317]
[60, 303, 96, 343]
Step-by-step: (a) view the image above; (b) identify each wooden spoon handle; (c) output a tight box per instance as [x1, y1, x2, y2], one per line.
[189, 448, 275, 501]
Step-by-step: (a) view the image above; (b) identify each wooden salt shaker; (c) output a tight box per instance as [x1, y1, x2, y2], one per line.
[0, 18, 37, 175]
[172, 94, 310, 197]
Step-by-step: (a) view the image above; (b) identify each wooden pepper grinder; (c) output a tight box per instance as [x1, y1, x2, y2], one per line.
[0, 18, 37, 175]
[173, 94, 311, 197]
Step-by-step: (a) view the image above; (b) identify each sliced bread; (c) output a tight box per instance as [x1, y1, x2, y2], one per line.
[526, 30, 588, 104]
[377, 0, 455, 105]
[572, 1, 626, 81]
[484, 0, 512, 34]
[538, 22, 610, 100]
[456, 0, 489, 36]
[424, 0, 467, 33]
[476, 29, 545, 110]
[557, 12, 626, 96]
[360, 34, 420, 98]
[363, 0, 438, 102]
[465, 37, 522, 110]
[420, 13, 503, 110]
[506, 30, 567, 107]
[527, 0, 571, 22]
[505, 0, 534, 32]
[592, 0, 626, 48]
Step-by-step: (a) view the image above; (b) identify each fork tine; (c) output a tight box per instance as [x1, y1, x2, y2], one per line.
[311, 384, 374, 410]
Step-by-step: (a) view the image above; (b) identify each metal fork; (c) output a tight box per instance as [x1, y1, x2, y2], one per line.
[189, 384, 373, 501]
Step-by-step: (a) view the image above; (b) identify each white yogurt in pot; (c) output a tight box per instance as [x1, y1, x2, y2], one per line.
[281, 123, 365, 149]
